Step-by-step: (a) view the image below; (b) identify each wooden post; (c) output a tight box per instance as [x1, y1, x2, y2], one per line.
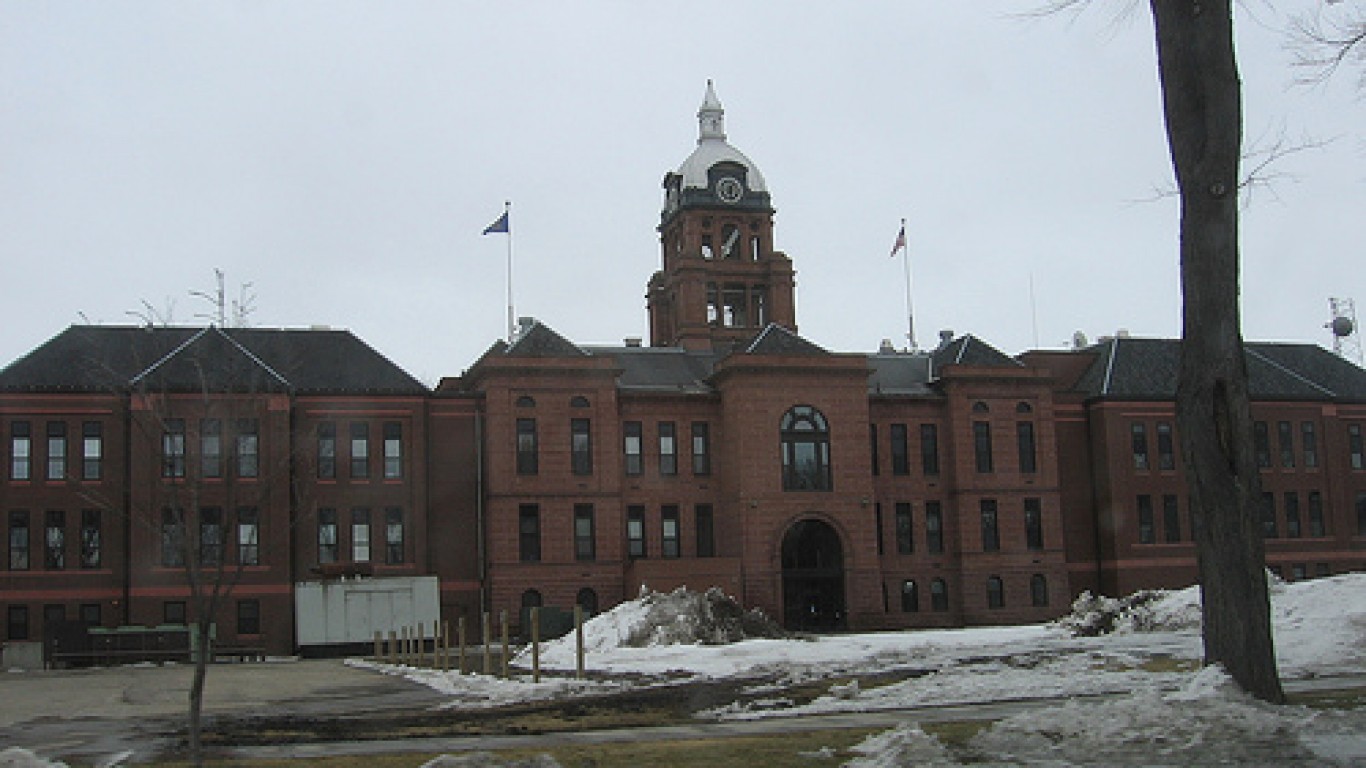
[388, 630, 398, 665]
[500, 610, 510, 679]
[574, 605, 585, 680]
[530, 606, 541, 684]
[481, 612, 492, 675]
[373, 631, 381, 661]
[439, 620, 449, 672]
[418, 622, 427, 667]
[401, 626, 410, 665]
[457, 617, 467, 674]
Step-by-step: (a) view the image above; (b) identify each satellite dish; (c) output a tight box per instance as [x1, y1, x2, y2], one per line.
[1331, 315, 1354, 338]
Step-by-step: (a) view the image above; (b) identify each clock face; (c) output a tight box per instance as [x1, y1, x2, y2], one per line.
[715, 176, 744, 204]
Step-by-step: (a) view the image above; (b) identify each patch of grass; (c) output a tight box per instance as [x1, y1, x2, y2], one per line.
[920, 719, 992, 749]
[1288, 688, 1366, 710]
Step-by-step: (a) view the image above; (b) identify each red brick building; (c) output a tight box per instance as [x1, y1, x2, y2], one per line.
[4, 83, 1364, 657]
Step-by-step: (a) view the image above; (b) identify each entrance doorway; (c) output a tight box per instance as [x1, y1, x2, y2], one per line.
[780, 518, 846, 631]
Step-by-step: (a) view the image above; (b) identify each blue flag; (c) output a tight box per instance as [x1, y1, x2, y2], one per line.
[483, 210, 509, 235]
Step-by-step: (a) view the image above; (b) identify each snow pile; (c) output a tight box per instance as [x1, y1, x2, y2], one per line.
[0, 748, 67, 768]
[847, 666, 1366, 767]
[420, 753, 562, 768]
[1055, 587, 1200, 637]
[1272, 573, 1366, 676]
[346, 659, 624, 708]
[515, 586, 784, 669]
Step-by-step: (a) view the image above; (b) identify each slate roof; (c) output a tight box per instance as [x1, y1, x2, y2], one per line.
[0, 325, 429, 395]
[1072, 336, 1366, 401]
[867, 353, 937, 396]
[931, 334, 1021, 370]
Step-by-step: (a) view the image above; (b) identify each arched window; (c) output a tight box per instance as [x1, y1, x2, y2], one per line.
[515, 395, 536, 408]
[1016, 402, 1033, 414]
[576, 588, 599, 616]
[900, 580, 919, 613]
[931, 578, 949, 612]
[987, 576, 1005, 609]
[521, 589, 542, 609]
[1031, 574, 1049, 607]
[570, 396, 590, 408]
[972, 401, 990, 414]
[780, 406, 831, 491]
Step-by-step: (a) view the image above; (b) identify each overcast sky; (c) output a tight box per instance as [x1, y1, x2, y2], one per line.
[3, 2, 1362, 384]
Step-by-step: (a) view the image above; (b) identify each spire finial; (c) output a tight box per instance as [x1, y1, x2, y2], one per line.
[698, 80, 725, 143]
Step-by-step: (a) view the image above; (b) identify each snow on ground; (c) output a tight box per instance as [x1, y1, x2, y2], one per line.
[370, 574, 1366, 766]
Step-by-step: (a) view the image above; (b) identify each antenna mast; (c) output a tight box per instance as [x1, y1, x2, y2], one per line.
[1328, 298, 1362, 366]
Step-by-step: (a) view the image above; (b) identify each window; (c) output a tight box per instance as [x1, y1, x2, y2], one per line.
[44, 511, 64, 569]
[317, 422, 336, 479]
[696, 504, 715, 557]
[925, 502, 943, 554]
[521, 589, 543, 610]
[627, 505, 646, 558]
[623, 421, 643, 476]
[781, 406, 831, 491]
[987, 576, 1005, 609]
[1263, 492, 1278, 538]
[516, 418, 538, 475]
[658, 422, 677, 476]
[1156, 422, 1175, 471]
[163, 419, 186, 478]
[318, 508, 338, 564]
[352, 508, 371, 562]
[199, 419, 222, 479]
[1302, 422, 1318, 468]
[82, 421, 102, 480]
[920, 424, 940, 476]
[1308, 492, 1325, 537]
[895, 502, 913, 554]
[10, 421, 31, 480]
[931, 578, 949, 612]
[1254, 421, 1271, 468]
[237, 599, 261, 635]
[900, 580, 919, 612]
[235, 419, 259, 478]
[164, 601, 186, 625]
[1131, 423, 1149, 470]
[80, 604, 101, 626]
[1017, 422, 1037, 474]
[46, 421, 67, 480]
[1278, 421, 1295, 468]
[574, 504, 595, 561]
[1024, 498, 1044, 550]
[1291, 564, 1307, 581]
[80, 509, 100, 568]
[237, 508, 259, 566]
[518, 504, 540, 562]
[385, 507, 404, 564]
[661, 505, 680, 558]
[980, 500, 999, 551]
[1137, 495, 1155, 544]
[199, 507, 223, 567]
[1163, 495, 1181, 543]
[890, 424, 909, 475]
[570, 395, 591, 409]
[691, 422, 711, 475]
[8, 511, 30, 570]
[576, 588, 599, 615]
[973, 422, 994, 473]
[869, 424, 879, 476]
[874, 503, 884, 556]
[161, 509, 185, 567]
[350, 423, 369, 478]
[571, 418, 593, 475]
[7, 605, 29, 640]
[1285, 493, 1301, 539]
[1031, 574, 1049, 607]
[1350, 425, 1364, 470]
[382, 422, 402, 479]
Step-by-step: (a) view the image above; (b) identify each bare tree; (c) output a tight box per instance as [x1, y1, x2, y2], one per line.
[1290, 1, 1366, 86]
[1151, 0, 1285, 704]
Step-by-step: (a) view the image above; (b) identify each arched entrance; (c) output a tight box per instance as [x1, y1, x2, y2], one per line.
[780, 518, 846, 631]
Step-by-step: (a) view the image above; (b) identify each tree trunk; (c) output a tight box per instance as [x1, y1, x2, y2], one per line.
[1150, 0, 1284, 703]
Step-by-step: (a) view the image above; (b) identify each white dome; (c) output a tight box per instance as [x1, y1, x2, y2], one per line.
[676, 81, 768, 193]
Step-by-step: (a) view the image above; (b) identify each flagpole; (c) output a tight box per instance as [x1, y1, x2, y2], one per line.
[900, 217, 916, 351]
[504, 200, 514, 343]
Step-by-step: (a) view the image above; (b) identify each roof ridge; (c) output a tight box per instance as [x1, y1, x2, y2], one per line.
[217, 327, 293, 389]
[129, 327, 210, 387]
[1245, 345, 1336, 397]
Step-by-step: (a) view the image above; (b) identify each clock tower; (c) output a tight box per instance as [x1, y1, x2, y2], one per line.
[648, 81, 796, 350]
